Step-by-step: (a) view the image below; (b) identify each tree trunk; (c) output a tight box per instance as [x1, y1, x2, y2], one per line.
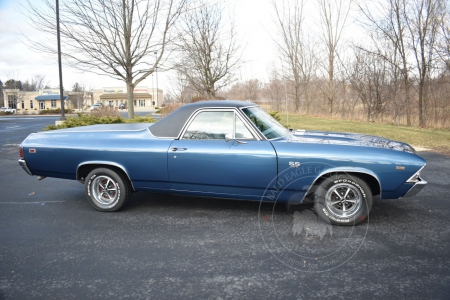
[127, 81, 135, 119]
[418, 78, 425, 127]
[328, 55, 334, 115]
[403, 72, 411, 126]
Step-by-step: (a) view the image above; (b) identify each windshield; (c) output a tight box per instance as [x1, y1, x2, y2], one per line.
[242, 107, 289, 139]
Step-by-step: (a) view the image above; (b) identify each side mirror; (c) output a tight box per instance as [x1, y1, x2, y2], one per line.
[225, 133, 247, 144]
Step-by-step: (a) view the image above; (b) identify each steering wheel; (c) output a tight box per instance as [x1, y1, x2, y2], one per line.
[262, 127, 275, 137]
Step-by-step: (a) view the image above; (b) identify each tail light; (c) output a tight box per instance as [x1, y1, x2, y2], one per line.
[19, 147, 24, 159]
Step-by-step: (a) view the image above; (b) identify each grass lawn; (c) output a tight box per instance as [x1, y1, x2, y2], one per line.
[279, 114, 450, 155]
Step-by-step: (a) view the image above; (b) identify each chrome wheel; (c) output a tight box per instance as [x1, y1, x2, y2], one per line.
[91, 175, 119, 207]
[85, 168, 132, 212]
[325, 183, 362, 218]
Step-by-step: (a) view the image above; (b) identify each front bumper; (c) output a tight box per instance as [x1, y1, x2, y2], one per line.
[402, 176, 427, 198]
[18, 159, 33, 176]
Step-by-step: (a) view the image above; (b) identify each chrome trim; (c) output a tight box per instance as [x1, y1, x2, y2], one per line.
[406, 165, 426, 183]
[402, 176, 427, 198]
[177, 108, 262, 141]
[302, 169, 383, 201]
[236, 108, 266, 140]
[40, 126, 152, 134]
[76, 161, 135, 191]
[18, 159, 33, 176]
[238, 106, 290, 141]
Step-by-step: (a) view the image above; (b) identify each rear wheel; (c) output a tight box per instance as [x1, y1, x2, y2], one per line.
[85, 168, 132, 212]
[314, 174, 373, 226]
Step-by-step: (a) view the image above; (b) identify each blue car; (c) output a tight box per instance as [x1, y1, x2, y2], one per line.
[18, 100, 426, 225]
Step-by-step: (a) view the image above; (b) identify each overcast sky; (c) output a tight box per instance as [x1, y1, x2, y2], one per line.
[0, 0, 360, 92]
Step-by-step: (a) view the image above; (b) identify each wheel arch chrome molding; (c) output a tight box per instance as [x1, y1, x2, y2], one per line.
[76, 161, 135, 191]
[302, 167, 383, 202]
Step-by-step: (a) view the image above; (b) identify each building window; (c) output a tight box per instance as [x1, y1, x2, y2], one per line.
[21, 101, 25, 109]
[51, 100, 57, 108]
[139, 100, 145, 107]
[108, 100, 114, 107]
[39, 102, 45, 109]
[152, 100, 156, 106]
[8, 95, 17, 108]
[30, 100, 34, 109]
[134, 100, 137, 106]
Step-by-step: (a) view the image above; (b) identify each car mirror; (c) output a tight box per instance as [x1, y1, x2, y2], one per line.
[225, 133, 233, 142]
[225, 133, 247, 144]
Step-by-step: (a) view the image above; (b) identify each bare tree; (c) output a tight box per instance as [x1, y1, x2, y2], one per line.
[175, 0, 241, 99]
[32, 75, 50, 90]
[317, 0, 352, 115]
[72, 82, 86, 109]
[350, 49, 391, 121]
[438, 1, 450, 71]
[167, 69, 196, 103]
[359, 0, 414, 125]
[22, 75, 50, 91]
[360, 0, 445, 126]
[23, 0, 187, 118]
[264, 67, 285, 111]
[272, 0, 316, 112]
[406, 0, 443, 126]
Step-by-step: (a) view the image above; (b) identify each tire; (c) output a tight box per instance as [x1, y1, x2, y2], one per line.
[314, 174, 373, 226]
[85, 168, 132, 212]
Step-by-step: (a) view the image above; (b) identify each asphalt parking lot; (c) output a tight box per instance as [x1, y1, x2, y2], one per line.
[1, 116, 449, 299]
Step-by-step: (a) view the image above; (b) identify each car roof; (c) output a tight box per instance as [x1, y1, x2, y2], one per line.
[149, 100, 257, 138]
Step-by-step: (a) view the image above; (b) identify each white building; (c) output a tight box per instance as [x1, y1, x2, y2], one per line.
[92, 87, 163, 110]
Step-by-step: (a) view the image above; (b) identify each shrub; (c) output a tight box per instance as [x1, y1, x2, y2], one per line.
[269, 111, 281, 122]
[39, 108, 73, 115]
[90, 106, 121, 118]
[43, 113, 156, 131]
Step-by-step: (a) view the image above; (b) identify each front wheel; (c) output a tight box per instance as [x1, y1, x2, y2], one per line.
[85, 168, 132, 212]
[314, 175, 373, 226]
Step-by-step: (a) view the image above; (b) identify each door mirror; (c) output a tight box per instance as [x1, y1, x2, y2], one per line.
[225, 133, 247, 144]
[225, 133, 233, 142]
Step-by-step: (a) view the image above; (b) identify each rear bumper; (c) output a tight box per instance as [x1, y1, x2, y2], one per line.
[18, 159, 33, 176]
[402, 176, 427, 198]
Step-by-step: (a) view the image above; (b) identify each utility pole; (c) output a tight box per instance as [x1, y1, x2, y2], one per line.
[154, 51, 158, 106]
[56, 0, 65, 120]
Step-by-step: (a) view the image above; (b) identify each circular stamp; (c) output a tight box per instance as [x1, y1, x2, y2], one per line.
[257, 161, 370, 272]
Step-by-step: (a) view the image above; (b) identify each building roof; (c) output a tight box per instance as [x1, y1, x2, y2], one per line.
[35, 95, 69, 101]
[149, 100, 257, 138]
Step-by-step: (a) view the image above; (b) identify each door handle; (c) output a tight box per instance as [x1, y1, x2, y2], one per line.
[171, 147, 187, 151]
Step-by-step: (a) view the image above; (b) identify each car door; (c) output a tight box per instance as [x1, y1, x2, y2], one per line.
[168, 109, 277, 200]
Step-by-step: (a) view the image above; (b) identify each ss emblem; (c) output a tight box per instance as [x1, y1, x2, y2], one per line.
[289, 161, 300, 168]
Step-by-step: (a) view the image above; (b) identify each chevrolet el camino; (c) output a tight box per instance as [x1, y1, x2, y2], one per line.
[18, 100, 427, 225]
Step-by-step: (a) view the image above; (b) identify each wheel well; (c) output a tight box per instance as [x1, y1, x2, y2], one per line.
[77, 164, 134, 191]
[308, 172, 381, 198]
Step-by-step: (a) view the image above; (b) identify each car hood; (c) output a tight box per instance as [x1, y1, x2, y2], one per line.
[287, 130, 416, 153]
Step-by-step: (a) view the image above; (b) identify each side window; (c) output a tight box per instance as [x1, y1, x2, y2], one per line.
[183, 111, 233, 140]
[235, 116, 255, 139]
